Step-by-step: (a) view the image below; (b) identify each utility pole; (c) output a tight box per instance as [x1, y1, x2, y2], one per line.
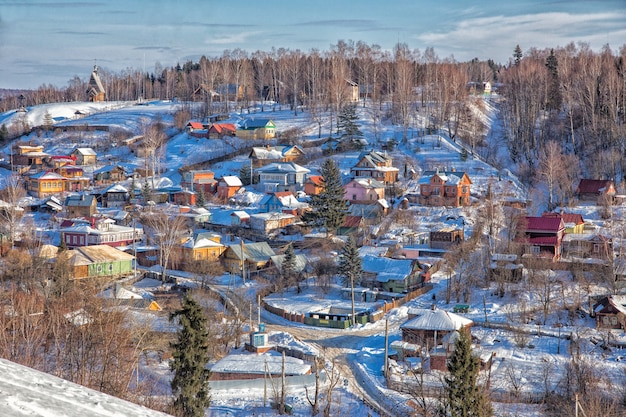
[240, 239, 246, 285]
[280, 351, 286, 414]
[384, 319, 389, 384]
[350, 274, 355, 327]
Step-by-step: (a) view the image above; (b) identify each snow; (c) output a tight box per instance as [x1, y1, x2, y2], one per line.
[1, 96, 625, 416]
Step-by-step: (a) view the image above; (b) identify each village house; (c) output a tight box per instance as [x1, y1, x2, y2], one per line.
[186, 121, 206, 134]
[488, 253, 524, 284]
[71, 147, 97, 166]
[255, 162, 310, 193]
[361, 255, 425, 293]
[217, 176, 243, 200]
[86, 65, 106, 102]
[101, 184, 129, 208]
[230, 211, 250, 227]
[27, 171, 66, 198]
[12, 144, 48, 169]
[562, 233, 612, 260]
[172, 231, 225, 269]
[209, 351, 311, 381]
[521, 216, 565, 261]
[249, 212, 297, 235]
[346, 79, 360, 103]
[419, 169, 472, 207]
[58, 165, 90, 192]
[344, 178, 386, 205]
[393, 307, 474, 371]
[593, 295, 626, 330]
[180, 169, 218, 194]
[429, 227, 464, 250]
[249, 145, 305, 168]
[304, 175, 324, 196]
[347, 199, 389, 220]
[92, 165, 129, 185]
[46, 155, 76, 170]
[576, 179, 616, 204]
[58, 245, 134, 280]
[65, 194, 98, 218]
[237, 118, 276, 140]
[542, 212, 585, 234]
[258, 191, 307, 214]
[207, 123, 237, 139]
[222, 241, 275, 275]
[60, 216, 142, 249]
[350, 150, 399, 185]
[172, 189, 196, 206]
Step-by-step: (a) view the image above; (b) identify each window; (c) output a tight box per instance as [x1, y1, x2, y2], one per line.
[108, 264, 114, 272]
[530, 245, 540, 254]
[432, 187, 440, 195]
[593, 244, 600, 253]
[352, 194, 357, 200]
[462, 186, 468, 194]
[97, 265, 103, 273]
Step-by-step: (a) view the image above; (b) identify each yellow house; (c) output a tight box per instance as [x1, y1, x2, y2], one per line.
[28, 171, 66, 198]
[173, 232, 225, 270]
[237, 118, 276, 140]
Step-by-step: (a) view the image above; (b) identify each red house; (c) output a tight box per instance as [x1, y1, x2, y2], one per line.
[521, 216, 565, 261]
[208, 123, 237, 139]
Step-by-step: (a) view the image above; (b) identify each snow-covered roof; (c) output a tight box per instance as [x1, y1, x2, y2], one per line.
[402, 308, 473, 331]
[362, 255, 414, 282]
[220, 175, 243, 187]
[210, 351, 310, 376]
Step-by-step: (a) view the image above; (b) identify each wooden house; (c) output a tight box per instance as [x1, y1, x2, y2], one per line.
[46, 155, 76, 169]
[93, 165, 128, 185]
[230, 211, 250, 227]
[180, 169, 217, 194]
[350, 150, 399, 185]
[255, 162, 310, 193]
[576, 179, 616, 203]
[217, 176, 243, 200]
[249, 145, 305, 168]
[207, 123, 236, 139]
[12, 144, 48, 168]
[249, 212, 296, 234]
[65, 194, 97, 217]
[59, 245, 134, 280]
[222, 241, 275, 274]
[27, 171, 66, 198]
[344, 178, 385, 205]
[58, 165, 90, 192]
[172, 189, 196, 206]
[258, 191, 307, 214]
[173, 231, 225, 269]
[346, 79, 360, 103]
[87, 65, 106, 102]
[101, 184, 129, 208]
[520, 216, 565, 261]
[419, 169, 472, 207]
[237, 118, 276, 140]
[361, 255, 425, 293]
[542, 212, 585, 234]
[429, 228, 464, 250]
[304, 175, 324, 196]
[395, 307, 473, 371]
[563, 233, 612, 260]
[60, 216, 141, 249]
[593, 295, 626, 330]
[71, 148, 97, 166]
[488, 253, 523, 283]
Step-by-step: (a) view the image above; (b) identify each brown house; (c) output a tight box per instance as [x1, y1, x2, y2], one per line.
[576, 179, 616, 203]
[12, 144, 48, 168]
[208, 123, 237, 139]
[71, 148, 97, 166]
[419, 169, 472, 207]
[430, 228, 464, 250]
[65, 194, 98, 218]
[350, 150, 399, 185]
[520, 216, 565, 261]
[593, 295, 626, 330]
[249, 145, 305, 168]
[304, 175, 324, 196]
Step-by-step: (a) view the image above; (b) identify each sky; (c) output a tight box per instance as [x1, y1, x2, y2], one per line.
[0, 0, 625, 90]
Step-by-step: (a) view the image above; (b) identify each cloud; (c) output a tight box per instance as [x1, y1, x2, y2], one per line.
[204, 31, 262, 45]
[297, 19, 376, 28]
[415, 11, 626, 62]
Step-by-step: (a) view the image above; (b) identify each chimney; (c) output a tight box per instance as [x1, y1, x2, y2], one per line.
[431, 304, 437, 311]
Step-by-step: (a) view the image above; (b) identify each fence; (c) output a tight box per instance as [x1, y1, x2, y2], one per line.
[209, 372, 324, 391]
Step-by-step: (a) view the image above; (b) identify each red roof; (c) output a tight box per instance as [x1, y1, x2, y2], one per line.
[306, 175, 324, 185]
[187, 122, 204, 129]
[525, 216, 563, 232]
[342, 215, 363, 228]
[542, 212, 584, 225]
[577, 179, 614, 194]
[273, 191, 293, 198]
[211, 123, 236, 133]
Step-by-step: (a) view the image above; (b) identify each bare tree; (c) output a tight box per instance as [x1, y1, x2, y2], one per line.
[141, 212, 188, 283]
[0, 175, 26, 248]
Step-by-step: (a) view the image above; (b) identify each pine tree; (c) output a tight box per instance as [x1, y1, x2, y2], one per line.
[301, 159, 347, 235]
[142, 178, 151, 202]
[443, 331, 492, 417]
[282, 243, 296, 278]
[513, 44, 523, 66]
[338, 235, 362, 287]
[545, 49, 562, 111]
[43, 110, 53, 133]
[196, 188, 207, 208]
[336, 104, 363, 149]
[239, 163, 252, 186]
[169, 293, 211, 417]
[0, 124, 8, 143]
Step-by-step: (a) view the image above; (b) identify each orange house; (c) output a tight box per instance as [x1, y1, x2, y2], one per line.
[27, 171, 66, 198]
[419, 169, 472, 207]
[173, 232, 225, 270]
[181, 169, 218, 194]
[217, 176, 243, 200]
[304, 175, 324, 196]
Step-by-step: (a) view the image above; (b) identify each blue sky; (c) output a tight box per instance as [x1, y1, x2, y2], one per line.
[1, 0, 625, 90]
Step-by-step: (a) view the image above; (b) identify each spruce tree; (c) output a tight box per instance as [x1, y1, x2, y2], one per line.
[338, 235, 362, 287]
[43, 110, 53, 133]
[169, 293, 211, 417]
[545, 49, 561, 111]
[196, 188, 207, 208]
[0, 124, 8, 143]
[443, 330, 492, 417]
[336, 104, 363, 149]
[513, 44, 523, 66]
[282, 243, 296, 278]
[239, 163, 252, 186]
[301, 159, 347, 235]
